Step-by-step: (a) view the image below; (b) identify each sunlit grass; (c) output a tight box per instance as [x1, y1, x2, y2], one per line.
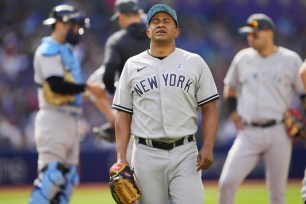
[0, 180, 302, 204]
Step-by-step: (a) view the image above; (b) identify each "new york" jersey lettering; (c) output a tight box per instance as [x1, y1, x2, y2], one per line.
[133, 74, 193, 97]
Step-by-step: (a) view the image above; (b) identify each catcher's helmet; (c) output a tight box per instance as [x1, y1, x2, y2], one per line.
[43, 4, 90, 28]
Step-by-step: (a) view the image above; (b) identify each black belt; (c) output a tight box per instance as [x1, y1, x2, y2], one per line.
[244, 119, 282, 128]
[137, 135, 194, 150]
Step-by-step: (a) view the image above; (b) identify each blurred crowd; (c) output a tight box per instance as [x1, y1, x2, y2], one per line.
[0, 0, 306, 150]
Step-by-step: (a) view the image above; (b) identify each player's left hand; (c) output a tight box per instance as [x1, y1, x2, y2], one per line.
[196, 147, 213, 171]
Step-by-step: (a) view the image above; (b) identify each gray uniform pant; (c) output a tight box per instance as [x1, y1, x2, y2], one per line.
[218, 123, 292, 204]
[35, 109, 80, 171]
[302, 168, 306, 202]
[132, 140, 204, 204]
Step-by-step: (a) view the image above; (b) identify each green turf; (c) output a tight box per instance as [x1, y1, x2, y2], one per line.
[0, 181, 302, 204]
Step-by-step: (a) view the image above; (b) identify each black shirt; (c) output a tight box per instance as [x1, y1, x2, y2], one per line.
[102, 22, 150, 94]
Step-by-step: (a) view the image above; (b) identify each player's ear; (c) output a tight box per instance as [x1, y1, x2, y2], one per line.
[175, 27, 180, 38]
[146, 28, 152, 39]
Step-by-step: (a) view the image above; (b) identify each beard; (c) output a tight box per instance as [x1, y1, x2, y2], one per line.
[66, 28, 81, 46]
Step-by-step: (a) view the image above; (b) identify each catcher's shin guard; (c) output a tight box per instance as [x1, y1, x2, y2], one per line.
[29, 162, 66, 204]
[57, 165, 80, 204]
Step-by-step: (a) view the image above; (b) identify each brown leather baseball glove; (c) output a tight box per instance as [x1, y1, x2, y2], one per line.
[284, 108, 306, 139]
[109, 163, 141, 204]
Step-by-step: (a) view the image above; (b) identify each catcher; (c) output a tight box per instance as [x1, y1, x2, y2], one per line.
[109, 163, 141, 204]
[29, 5, 104, 204]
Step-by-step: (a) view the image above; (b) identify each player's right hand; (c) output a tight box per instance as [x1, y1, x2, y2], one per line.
[86, 81, 106, 99]
[196, 147, 213, 171]
[230, 111, 244, 131]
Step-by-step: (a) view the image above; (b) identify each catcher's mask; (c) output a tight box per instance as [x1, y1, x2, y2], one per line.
[43, 4, 90, 32]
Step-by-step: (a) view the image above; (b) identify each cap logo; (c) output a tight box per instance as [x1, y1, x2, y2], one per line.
[247, 21, 258, 28]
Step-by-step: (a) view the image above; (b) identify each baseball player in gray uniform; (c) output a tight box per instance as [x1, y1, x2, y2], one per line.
[218, 13, 304, 204]
[298, 60, 306, 204]
[29, 5, 103, 204]
[112, 4, 219, 204]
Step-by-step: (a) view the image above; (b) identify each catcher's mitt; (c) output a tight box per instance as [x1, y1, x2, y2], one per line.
[109, 163, 141, 204]
[284, 108, 306, 139]
[43, 70, 75, 106]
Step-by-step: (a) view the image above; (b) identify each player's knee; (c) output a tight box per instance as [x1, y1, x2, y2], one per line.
[58, 165, 79, 204]
[28, 190, 50, 204]
[29, 162, 67, 204]
[218, 176, 236, 192]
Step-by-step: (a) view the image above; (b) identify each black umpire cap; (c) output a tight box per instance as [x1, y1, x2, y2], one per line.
[239, 13, 275, 34]
[110, 0, 140, 21]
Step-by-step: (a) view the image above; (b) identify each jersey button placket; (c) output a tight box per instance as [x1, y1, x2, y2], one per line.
[157, 60, 167, 134]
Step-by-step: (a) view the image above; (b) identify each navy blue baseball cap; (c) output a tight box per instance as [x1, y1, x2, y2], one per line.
[110, 0, 140, 21]
[239, 13, 275, 34]
[146, 4, 178, 27]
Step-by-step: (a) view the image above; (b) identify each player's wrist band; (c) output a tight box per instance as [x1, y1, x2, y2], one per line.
[225, 96, 237, 115]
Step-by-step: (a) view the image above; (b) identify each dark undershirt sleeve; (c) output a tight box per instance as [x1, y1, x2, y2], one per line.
[46, 76, 86, 95]
[103, 62, 117, 94]
[102, 35, 122, 94]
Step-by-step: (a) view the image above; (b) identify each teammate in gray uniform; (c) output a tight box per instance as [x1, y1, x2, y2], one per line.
[298, 60, 306, 204]
[112, 4, 219, 204]
[302, 168, 306, 204]
[218, 13, 304, 204]
[29, 4, 103, 204]
[91, 0, 149, 143]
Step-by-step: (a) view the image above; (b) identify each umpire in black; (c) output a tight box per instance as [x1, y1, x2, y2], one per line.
[103, 0, 149, 94]
[92, 0, 149, 142]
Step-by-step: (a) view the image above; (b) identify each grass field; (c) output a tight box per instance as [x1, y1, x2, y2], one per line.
[0, 180, 302, 204]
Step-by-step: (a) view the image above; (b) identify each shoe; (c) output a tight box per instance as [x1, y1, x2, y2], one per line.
[92, 123, 115, 143]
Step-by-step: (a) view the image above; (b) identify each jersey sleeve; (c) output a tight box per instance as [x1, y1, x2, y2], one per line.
[112, 61, 133, 113]
[34, 53, 64, 85]
[196, 57, 219, 106]
[102, 36, 122, 94]
[292, 54, 304, 95]
[224, 53, 241, 89]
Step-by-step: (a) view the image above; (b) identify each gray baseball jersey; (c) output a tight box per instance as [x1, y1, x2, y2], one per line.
[112, 48, 219, 139]
[34, 54, 82, 113]
[224, 46, 304, 123]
